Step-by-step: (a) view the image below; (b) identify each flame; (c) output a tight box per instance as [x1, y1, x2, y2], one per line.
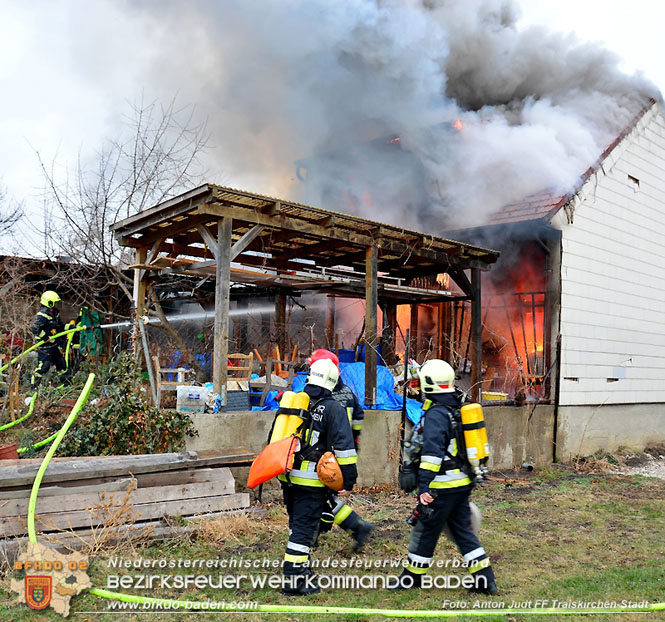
[453, 119, 463, 131]
[436, 272, 450, 288]
[388, 136, 401, 143]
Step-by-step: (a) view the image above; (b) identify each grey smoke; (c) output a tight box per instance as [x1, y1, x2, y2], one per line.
[80, 0, 660, 229]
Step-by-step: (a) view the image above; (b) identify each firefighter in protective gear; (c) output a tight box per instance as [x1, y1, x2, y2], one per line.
[30, 291, 71, 388]
[308, 349, 374, 551]
[394, 359, 497, 594]
[279, 357, 358, 596]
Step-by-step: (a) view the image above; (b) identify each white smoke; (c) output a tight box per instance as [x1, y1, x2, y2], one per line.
[78, 0, 661, 228]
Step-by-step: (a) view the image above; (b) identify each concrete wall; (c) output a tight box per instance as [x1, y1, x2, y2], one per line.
[556, 403, 665, 460]
[186, 405, 556, 488]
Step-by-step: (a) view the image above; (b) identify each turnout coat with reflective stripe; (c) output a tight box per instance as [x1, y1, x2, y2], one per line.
[418, 393, 472, 495]
[31, 306, 65, 350]
[280, 391, 358, 491]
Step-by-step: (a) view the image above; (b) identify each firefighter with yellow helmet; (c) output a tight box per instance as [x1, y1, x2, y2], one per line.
[394, 359, 498, 594]
[279, 357, 358, 596]
[30, 291, 71, 388]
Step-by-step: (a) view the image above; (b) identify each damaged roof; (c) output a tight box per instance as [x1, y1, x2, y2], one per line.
[485, 98, 657, 226]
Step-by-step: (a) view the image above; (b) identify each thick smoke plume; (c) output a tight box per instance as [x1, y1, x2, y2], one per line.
[109, 0, 659, 229]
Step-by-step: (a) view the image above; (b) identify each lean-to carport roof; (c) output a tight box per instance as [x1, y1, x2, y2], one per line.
[111, 184, 499, 303]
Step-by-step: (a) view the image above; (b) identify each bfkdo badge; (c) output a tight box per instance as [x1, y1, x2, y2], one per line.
[25, 575, 52, 610]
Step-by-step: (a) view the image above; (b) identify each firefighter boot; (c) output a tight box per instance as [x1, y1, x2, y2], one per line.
[281, 570, 321, 596]
[467, 566, 498, 595]
[387, 568, 422, 590]
[352, 519, 376, 553]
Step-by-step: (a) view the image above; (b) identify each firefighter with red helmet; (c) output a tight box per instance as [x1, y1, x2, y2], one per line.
[394, 359, 498, 594]
[279, 357, 358, 596]
[308, 349, 375, 552]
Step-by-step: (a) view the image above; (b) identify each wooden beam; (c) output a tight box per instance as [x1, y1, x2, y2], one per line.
[110, 185, 210, 236]
[197, 224, 219, 261]
[471, 268, 482, 402]
[448, 266, 473, 298]
[365, 246, 378, 406]
[274, 290, 287, 356]
[132, 247, 147, 316]
[198, 203, 492, 269]
[326, 296, 335, 349]
[410, 304, 419, 362]
[213, 217, 233, 400]
[231, 225, 265, 260]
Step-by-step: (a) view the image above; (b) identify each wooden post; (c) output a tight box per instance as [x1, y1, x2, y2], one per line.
[471, 268, 482, 402]
[132, 247, 147, 361]
[437, 303, 445, 359]
[365, 246, 378, 406]
[325, 296, 335, 350]
[236, 297, 249, 353]
[409, 304, 419, 362]
[213, 217, 233, 401]
[383, 304, 397, 365]
[274, 289, 287, 357]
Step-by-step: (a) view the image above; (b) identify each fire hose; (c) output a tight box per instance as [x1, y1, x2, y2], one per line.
[21, 375, 664, 617]
[0, 325, 91, 374]
[0, 391, 36, 431]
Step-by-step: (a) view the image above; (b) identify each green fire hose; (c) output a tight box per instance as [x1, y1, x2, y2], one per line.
[0, 325, 88, 374]
[0, 391, 37, 431]
[23, 374, 665, 617]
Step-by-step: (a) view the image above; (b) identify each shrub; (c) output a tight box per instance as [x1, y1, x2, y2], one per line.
[58, 352, 197, 456]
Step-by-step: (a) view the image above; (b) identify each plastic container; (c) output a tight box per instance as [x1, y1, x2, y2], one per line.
[176, 385, 209, 413]
[482, 391, 508, 401]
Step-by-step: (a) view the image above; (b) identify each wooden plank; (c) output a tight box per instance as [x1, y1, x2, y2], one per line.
[365, 245, 378, 406]
[0, 449, 254, 489]
[0, 478, 133, 500]
[213, 217, 233, 397]
[0, 476, 235, 519]
[0, 492, 249, 537]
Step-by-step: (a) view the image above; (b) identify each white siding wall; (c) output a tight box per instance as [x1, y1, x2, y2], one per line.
[552, 103, 665, 405]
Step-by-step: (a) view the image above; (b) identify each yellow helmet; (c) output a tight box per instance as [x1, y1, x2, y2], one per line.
[40, 290, 61, 308]
[418, 359, 456, 394]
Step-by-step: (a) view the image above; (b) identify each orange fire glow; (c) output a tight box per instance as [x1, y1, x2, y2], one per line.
[453, 119, 463, 131]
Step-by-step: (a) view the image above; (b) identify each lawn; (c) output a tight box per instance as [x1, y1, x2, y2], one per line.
[2, 464, 664, 622]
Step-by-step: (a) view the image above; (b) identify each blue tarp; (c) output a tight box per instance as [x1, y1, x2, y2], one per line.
[339, 363, 423, 424]
[245, 364, 423, 422]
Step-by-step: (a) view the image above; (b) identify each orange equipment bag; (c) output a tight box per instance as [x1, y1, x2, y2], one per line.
[247, 436, 299, 489]
[316, 451, 344, 491]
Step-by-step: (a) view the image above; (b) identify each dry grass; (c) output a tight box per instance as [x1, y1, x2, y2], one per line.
[194, 505, 288, 547]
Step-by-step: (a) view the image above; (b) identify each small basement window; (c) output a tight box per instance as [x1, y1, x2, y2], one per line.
[607, 378, 620, 383]
[563, 377, 579, 382]
[628, 174, 640, 188]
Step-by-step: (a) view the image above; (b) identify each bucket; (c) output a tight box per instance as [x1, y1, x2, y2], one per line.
[0, 442, 19, 460]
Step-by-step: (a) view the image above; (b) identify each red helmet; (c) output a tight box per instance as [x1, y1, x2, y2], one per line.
[307, 348, 339, 367]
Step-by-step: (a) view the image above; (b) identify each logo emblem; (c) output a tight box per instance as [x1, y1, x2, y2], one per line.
[25, 576, 52, 610]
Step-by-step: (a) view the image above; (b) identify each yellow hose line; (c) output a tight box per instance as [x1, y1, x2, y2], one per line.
[0, 391, 37, 431]
[27, 374, 95, 543]
[0, 326, 86, 374]
[23, 373, 665, 617]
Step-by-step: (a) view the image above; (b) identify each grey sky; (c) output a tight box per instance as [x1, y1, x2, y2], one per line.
[0, 0, 662, 254]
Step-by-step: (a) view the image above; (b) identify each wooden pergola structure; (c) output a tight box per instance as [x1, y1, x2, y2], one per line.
[110, 184, 500, 404]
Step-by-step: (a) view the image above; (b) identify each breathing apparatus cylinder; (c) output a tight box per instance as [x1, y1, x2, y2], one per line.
[460, 403, 490, 480]
[269, 391, 296, 443]
[284, 392, 310, 437]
